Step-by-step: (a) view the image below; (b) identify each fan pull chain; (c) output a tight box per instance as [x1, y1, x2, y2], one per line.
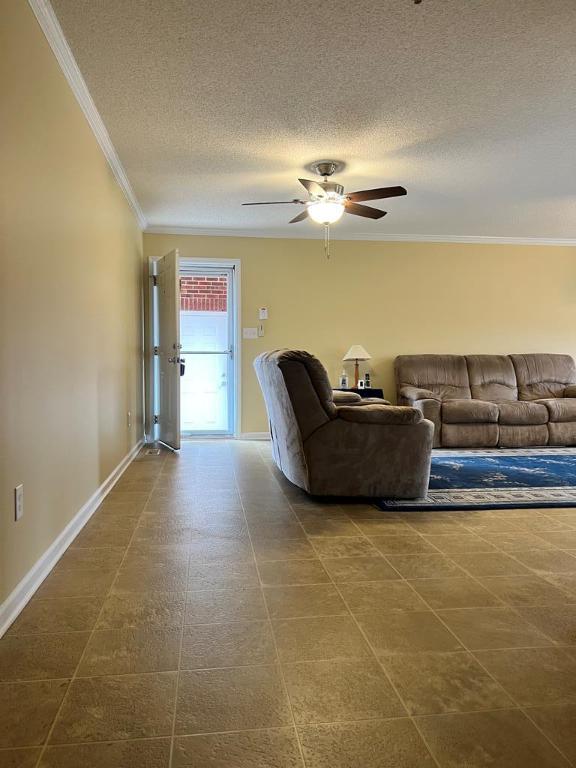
[324, 223, 330, 260]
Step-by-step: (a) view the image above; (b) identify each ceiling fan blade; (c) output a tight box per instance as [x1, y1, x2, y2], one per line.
[298, 178, 327, 198]
[346, 186, 407, 203]
[344, 202, 387, 219]
[289, 209, 309, 224]
[242, 199, 305, 205]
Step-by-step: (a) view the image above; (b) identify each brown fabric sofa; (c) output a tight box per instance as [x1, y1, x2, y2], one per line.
[254, 350, 433, 497]
[396, 353, 576, 448]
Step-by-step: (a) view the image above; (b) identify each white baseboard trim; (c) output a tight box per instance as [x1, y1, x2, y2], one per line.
[0, 439, 144, 638]
[238, 432, 270, 440]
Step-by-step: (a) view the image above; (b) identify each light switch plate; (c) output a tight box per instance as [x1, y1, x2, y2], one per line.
[259, 307, 268, 320]
[243, 327, 258, 339]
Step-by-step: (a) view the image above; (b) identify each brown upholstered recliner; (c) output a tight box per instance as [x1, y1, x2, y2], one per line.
[396, 353, 576, 448]
[254, 350, 433, 498]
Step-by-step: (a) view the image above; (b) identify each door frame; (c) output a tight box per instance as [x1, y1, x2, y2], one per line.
[147, 256, 241, 440]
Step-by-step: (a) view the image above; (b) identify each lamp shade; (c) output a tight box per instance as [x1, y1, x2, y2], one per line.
[343, 345, 371, 362]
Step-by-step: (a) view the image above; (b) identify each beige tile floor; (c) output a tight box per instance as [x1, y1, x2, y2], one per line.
[1, 440, 576, 767]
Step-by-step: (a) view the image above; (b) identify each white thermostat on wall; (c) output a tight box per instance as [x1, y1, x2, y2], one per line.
[259, 307, 268, 320]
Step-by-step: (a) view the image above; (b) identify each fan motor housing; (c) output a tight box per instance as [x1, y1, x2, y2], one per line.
[321, 182, 344, 197]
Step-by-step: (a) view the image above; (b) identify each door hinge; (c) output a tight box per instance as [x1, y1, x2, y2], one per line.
[153, 346, 159, 356]
[153, 415, 159, 424]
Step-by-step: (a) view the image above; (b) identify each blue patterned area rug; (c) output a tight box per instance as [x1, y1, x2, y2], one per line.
[379, 448, 576, 511]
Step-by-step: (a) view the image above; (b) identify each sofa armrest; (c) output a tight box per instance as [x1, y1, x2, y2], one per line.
[399, 385, 441, 404]
[332, 389, 362, 404]
[563, 385, 576, 398]
[337, 404, 423, 425]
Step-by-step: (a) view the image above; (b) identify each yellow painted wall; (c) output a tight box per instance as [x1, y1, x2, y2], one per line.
[144, 234, 576, 433]
[0, 0, 143, 603]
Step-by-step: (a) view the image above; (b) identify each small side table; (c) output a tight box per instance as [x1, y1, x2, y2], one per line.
[338, 387, 385, 400]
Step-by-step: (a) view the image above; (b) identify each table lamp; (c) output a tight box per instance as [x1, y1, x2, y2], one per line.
[343, 345, 371, 388]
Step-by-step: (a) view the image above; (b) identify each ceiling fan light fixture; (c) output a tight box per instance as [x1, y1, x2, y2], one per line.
[307, 199, 345, 224]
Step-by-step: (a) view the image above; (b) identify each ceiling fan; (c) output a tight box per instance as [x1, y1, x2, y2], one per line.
[242, 161, 407, 225]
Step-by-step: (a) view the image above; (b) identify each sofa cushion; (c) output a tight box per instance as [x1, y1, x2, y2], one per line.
[442, 423, 499, 448]
[442, 399, 499, 424]
[510, 354, 576, 401]
[536, 398, 576, 423]
[549, 422, 576, 446]
[395, 355, 471, 402]
[497, 401, 548, 426]
[466, 355, 518, 401]
[499, 425, 548, 447]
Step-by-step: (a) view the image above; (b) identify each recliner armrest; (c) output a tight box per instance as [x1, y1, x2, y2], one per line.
[332, 389, 362, 404]
[399, 386, 441, 403]
[337, 404, 423, 425]
[563, 385, 576, 398]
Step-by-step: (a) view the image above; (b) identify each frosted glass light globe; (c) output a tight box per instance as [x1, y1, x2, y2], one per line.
[308, 200, 345, 224]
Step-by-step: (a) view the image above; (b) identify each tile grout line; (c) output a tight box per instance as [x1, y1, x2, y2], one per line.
[32, 449, 168, 768]
[421, 591, 576, 766]
[8, 441, 576, 765]
[422, 535, 576, 647]
[305, 519, 449, 767]
[435, 528, 576, 766]
[379, 516, 576, 767]
[167, 458, 193, 768]
[367, 529, 576, 767]
[264, 456, 576, 765]
[232, 445, 310, 768]
[0, 705, 535, 753]
[243, 449, 576, 763]
[257, 451, 449, 768]
[3, 637, 576, 687]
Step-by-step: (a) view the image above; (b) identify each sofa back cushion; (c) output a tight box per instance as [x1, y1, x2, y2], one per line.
[510, 354, 576, 401]
[395, 355, 471, 401]
[466, 355, 518, 401]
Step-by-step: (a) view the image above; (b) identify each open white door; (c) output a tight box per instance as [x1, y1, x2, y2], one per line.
[156, 249, 181, 450]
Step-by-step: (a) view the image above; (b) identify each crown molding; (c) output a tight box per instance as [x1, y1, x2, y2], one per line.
[144, 225, 576, 246]
[28, 0, 147, 229]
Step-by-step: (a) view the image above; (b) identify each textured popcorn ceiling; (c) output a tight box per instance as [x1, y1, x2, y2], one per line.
[50, 0, 576, 238]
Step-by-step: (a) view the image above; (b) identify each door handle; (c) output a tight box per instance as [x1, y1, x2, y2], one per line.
[180, 358, 186, 377]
